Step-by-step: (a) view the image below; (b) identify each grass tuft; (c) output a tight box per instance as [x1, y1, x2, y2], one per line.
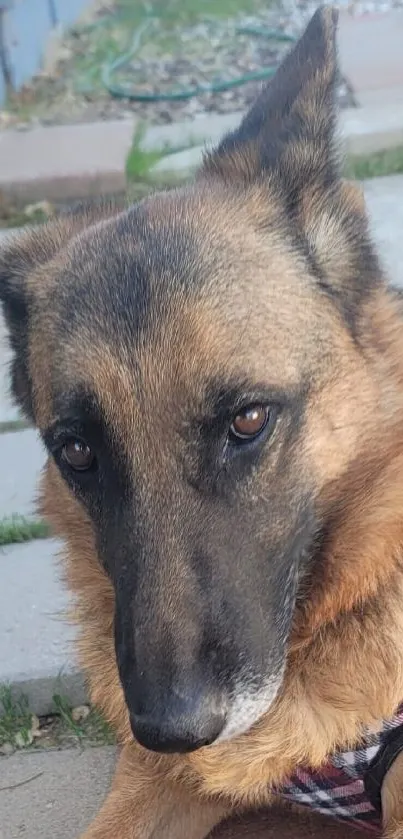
[0, 516, 50, 547]
[0, 685, 34, 747]
[52, 693, 115, 745]
[0, 419, 31, 434]
[0, 685, 116, 750]
[346, 146, 403, 181]
[125, 125, 164, 182]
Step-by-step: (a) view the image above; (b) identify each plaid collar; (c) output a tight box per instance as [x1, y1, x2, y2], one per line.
[276, 705, 403, 833]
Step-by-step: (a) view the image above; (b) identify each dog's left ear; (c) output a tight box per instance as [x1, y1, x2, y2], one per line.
[201, 6, 383, 323]
[201, 6, 339, 193]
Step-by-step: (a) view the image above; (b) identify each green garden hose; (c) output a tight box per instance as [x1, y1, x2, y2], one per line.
[100, 16, 296, 103]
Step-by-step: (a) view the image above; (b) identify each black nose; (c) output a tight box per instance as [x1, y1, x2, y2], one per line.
[130, 693, 227, 754]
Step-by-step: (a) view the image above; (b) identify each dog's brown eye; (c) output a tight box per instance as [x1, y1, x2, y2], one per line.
[230, 404, 269, 442]
[62, 439, 94, 471]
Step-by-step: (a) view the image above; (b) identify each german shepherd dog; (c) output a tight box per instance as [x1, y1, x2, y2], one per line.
[2, 7, 403, 838]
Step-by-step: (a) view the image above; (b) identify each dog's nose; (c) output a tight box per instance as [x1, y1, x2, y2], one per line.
[130, 692, 227, 754]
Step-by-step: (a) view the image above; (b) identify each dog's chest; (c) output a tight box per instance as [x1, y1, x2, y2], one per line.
[277, 707, 403, 833]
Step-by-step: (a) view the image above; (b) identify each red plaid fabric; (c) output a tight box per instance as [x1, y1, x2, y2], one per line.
[276, 707, 403, 833]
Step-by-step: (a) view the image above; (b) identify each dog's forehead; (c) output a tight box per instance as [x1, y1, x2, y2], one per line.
[52, 188, 325, 340]
[35, 189, 339, 429]
[54, 195, 207, 335]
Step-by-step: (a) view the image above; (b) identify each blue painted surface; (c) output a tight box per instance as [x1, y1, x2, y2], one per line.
[0, 0, 90, 104]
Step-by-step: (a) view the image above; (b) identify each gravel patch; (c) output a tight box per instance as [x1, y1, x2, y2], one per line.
[0, 0, 364, 131]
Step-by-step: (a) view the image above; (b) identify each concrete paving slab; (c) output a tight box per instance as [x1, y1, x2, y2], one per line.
[364, 175, 403, 285]
[338, 10, 403, 96]
[343, 104, 403, 156]
[0, 119, 135, 205]
[0, 429, 45, 518]
[150, 143, 204, 178]
[142, 111, 244, 152]
[0, 540, 85, 715]
[357, 88, 403, 110]
[0, 747, 361, 839]
[0, 747, 117, 839]
[0, 347, 19, 425]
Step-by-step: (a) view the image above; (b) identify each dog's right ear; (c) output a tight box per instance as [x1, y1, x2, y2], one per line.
[0, 228, 47, 422]
[0, 201, 123, 422]
[0, 222, 69, 421]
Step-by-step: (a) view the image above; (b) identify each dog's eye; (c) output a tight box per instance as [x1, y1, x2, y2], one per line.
[62, 439, 95, 472]
[229, 404, 270, 443]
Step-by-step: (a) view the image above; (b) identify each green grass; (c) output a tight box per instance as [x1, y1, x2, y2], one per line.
[0, 516, 50, 546]
[0, 208, 49, 229]
[0, 419, 31, 434]
[0, 685, 116, 750]
[0, 193, 51, 229]
[346, 146, 403, 181]
[125, 124, 199, 184]
[52, 694, 115, 746]
[0, 686, 35, 748]
[52, 693, 88, 739]
[126, 126, 164, 182]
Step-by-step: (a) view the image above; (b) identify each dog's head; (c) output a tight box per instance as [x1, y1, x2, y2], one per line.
[0, 8, 387, 753]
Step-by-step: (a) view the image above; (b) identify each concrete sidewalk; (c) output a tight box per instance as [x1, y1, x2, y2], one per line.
[365, 175, 403, 282]
[0, 174, 402, 718]
[0, 747, 362, 839]
[0, 540, 85, 715]
[0, 429, 44, 517]
[0, 746, 117, 839]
